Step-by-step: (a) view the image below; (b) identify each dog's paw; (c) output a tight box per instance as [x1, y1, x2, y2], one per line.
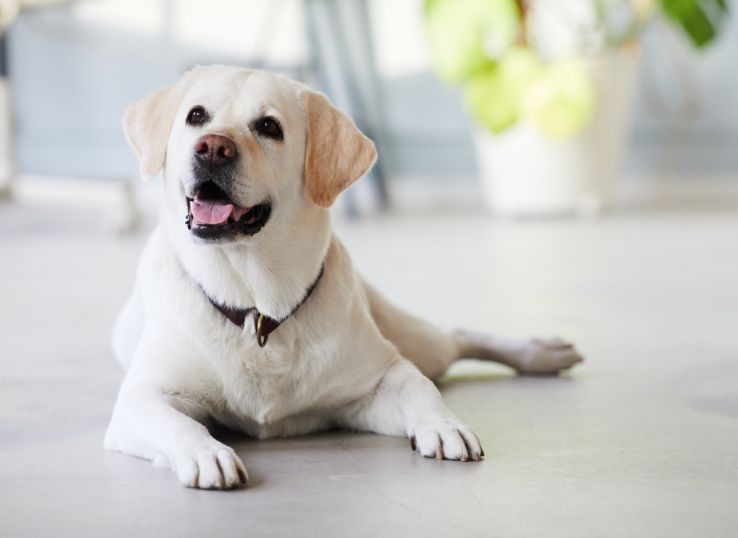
[409, 416, 483, 462]
[172, 439, 248, 490]
[515, 337, 584, 375]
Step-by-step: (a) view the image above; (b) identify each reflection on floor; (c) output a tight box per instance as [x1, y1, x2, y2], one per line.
[1, 200, 737, 537]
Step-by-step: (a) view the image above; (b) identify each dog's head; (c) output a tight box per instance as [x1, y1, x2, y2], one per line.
[124, 66, 376, 243]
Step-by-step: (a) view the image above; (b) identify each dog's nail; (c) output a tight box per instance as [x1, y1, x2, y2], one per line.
[435, 446, 443, 460]
[410, 436, 416, 451]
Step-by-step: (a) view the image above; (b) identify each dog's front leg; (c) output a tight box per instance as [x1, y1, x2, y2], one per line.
[341, 359, 483, 461]
[105, 382, 248, 490]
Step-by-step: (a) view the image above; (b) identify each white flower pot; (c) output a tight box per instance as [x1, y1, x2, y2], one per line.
[473, 52, 639, 217]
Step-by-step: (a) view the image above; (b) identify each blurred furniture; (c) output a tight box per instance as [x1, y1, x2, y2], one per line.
[0, 0, 75, 198]
[0, 32, 11, 198]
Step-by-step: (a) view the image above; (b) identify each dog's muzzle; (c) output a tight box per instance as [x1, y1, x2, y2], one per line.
[185, 181, 271, 241]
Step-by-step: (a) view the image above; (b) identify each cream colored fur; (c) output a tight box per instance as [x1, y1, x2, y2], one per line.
[105, 66, 583, 490]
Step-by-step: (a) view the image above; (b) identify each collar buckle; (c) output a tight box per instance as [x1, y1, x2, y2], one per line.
[255, 313, 269, 348]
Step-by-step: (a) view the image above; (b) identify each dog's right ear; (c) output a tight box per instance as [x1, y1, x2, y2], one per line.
[123, 71, 197, 181]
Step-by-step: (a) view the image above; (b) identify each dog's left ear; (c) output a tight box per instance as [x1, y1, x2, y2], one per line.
[123, 70, 199, 180]
[302, 91, 377, 207]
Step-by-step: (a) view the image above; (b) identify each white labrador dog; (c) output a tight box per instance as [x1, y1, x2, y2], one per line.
[105, 66, 583, 489]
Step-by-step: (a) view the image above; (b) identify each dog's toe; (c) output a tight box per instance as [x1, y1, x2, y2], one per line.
[217, 449, 249, 487]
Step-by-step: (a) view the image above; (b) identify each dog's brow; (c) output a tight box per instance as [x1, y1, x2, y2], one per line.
[252, 106, 282, 121]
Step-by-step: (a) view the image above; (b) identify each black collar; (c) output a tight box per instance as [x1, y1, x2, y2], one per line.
[201, 266, 324, 347]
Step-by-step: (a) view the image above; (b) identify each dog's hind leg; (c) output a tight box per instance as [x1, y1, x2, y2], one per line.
[451, 328, 584, 375]
[363, 279, 459, 379]
[363, 280, 583, 378]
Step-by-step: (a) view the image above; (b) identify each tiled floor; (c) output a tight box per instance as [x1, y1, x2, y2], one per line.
[1, 199, 737, 537]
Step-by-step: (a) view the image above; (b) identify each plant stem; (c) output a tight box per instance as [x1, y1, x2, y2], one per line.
[514, 0, 529, 46]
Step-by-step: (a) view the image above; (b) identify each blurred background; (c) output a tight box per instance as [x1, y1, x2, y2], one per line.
[3, 3, 738, 535]
[0, 0, 735, 220]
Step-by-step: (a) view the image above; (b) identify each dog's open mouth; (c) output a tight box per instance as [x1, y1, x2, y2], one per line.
[186, 181, 271, 240]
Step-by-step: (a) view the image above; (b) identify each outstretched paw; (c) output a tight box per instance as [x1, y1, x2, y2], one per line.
[409, 416, 483, 462]
[172, 439, 248, 490]
[515, 337, 583, 375]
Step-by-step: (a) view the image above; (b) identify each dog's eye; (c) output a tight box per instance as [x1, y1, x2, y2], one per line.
[254, 117, 283, 140]
[186, 106, 210, 126]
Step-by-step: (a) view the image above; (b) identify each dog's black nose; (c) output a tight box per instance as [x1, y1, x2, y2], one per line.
[194, 134, 237, 168]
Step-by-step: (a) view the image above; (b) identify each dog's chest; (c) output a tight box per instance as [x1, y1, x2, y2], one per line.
[206, 328, 347, 432]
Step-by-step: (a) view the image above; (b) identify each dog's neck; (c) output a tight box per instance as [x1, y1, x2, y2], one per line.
[165, 201, 332, 321]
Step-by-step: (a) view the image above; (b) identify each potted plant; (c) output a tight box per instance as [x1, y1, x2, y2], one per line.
[424, 0, 728, 216]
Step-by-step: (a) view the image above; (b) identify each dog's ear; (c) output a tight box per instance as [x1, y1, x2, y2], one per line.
[302, 91, 377, 207]
[123, 71, 197, 181]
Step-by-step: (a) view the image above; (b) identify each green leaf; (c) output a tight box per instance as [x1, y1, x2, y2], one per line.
[660, 0, 729, 48]
[521, 61, 595, 139]
[464, 48, 543, 133]
[424, 0, 521, 83]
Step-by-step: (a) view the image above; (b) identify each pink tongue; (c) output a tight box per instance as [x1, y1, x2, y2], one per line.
[192, 200, 234, 225]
